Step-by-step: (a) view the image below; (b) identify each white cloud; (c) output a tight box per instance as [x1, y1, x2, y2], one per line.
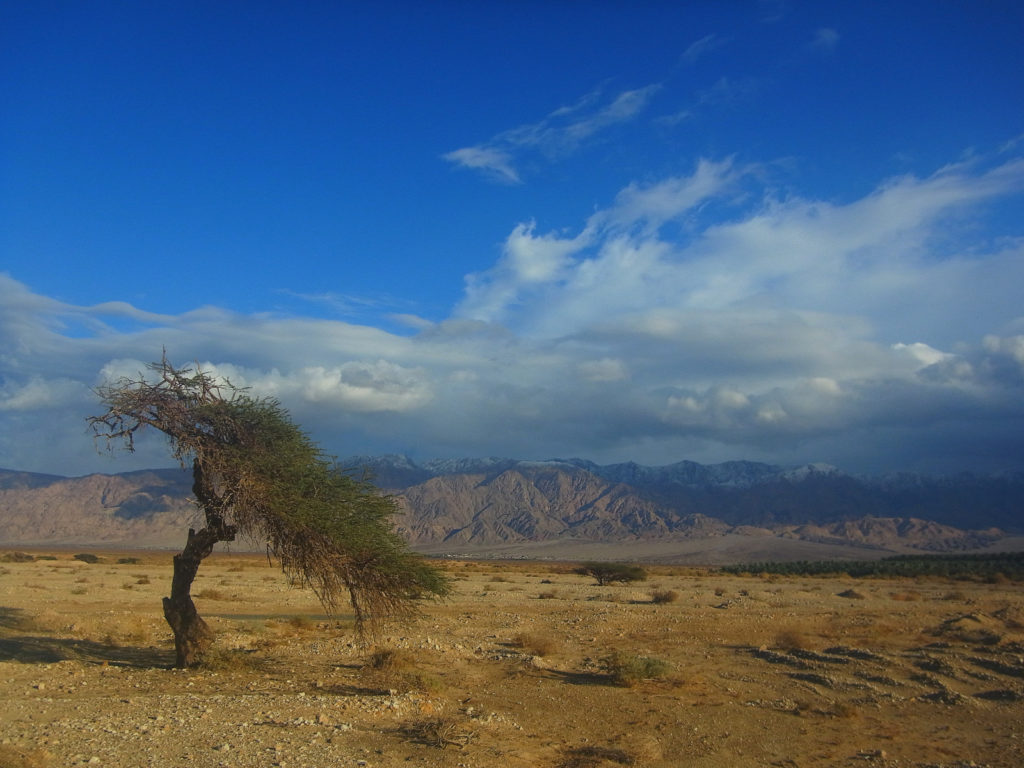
[682, 34, 726, 64]
[444, 83, 661, 183]
[1, 150, 1023, 475]
[442, 146, 521, 185]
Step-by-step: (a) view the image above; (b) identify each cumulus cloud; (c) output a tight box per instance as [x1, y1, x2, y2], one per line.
[2, 150, 1023, 476]
[444, 83, 661, 183]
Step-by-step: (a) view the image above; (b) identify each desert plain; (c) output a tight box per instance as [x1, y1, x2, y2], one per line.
[1, 549, 1022, 768]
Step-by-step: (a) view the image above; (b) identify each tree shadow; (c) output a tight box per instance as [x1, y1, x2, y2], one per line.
[0, 606, 32, 631]
[0, 606, 174, 668]
[319, 682, 394, 697]
[544, 668, 615, 687]
[0, 635, 174, 667]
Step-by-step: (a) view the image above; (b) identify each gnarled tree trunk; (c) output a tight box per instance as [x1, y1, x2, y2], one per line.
[162, 461, 236, 668]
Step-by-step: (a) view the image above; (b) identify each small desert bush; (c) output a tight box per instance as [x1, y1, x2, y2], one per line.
[775, 629, 810, 651]
[362, 647, 443, 693]
[489, 574, 509, 583]
[401, 716, 476, 749]
[558, 745, 636, 767]
[512, 631, 560, 657]
[135, 576, 150, 585]
[195, 587, 228, 600]
[537, 589, 560, 600]
[117, 557, 140, 565]
[602, 651, 672, 686]
[70, 586, 88, 596]
[286, 615, 315, 632]
[73, 553, 100, 564]
[650, 589, 679, 604]
[0, 552, 34, 563]
[837, 588, 867, 599]
[889, 591, 920, 601]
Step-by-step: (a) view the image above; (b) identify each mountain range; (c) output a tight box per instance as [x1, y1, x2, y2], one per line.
[1, 457, 1021, 563]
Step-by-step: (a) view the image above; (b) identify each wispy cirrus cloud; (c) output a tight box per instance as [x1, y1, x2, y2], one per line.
[681, 33, 727, 64]
[810, 27, 840, 52]
[444, 83, 662, 183]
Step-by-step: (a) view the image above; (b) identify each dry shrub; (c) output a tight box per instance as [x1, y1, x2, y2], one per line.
[286, 615, 315, 632]
[537, 590, 560, 600]
[366, 647, 414, 672]
[0, 552, 35, 563]
[828, 701, 859, 719]
[489, 574, 509, 583]
[512, 631, 560, 657]
[650, 589, 679, 604]
[775, 628, 810, 651]
[838, 589, 867, 600]
[195, 587, 228, 600]
[401, 716, 476, 749]
[940, 590, 967, 601]
[558, 745, 635, 768]
[0, 745, 51, 768]
[70, 586, 87, 596]
[363, 648, 444, 694]
[889, 591, 920, 602]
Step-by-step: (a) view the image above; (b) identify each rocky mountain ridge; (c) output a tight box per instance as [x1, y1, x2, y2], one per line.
[2, 457, 1020, 559]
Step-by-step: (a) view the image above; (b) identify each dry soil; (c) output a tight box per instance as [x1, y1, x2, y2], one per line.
[1, 550, 1022, 767]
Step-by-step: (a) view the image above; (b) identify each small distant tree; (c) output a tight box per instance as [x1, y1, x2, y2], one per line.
[89, 355, 449, 668]
[575, 561, 647, 586]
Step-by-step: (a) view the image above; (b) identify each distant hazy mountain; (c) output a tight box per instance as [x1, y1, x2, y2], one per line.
[1, 458, 1019, 558]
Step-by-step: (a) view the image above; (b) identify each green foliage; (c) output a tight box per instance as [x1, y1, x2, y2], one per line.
[73, 553, 100, 564]
[89, 355, 449, 632]
[601, 650, 672, 686]
[575, 561, 647, 586]
[720, 552, 1024, 581]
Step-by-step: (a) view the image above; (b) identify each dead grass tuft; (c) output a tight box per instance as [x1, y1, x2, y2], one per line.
[400, 716, 476, 749]
[195, 587, 228, 600]
[512, 631, 560, 657]
[775, 628, 811, 651]
[650, 589, 679, 604]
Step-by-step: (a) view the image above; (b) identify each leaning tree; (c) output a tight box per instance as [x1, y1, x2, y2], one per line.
[89, 355, 449, 667]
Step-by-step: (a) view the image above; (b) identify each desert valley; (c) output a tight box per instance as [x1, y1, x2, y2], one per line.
[1, 549, 1023, 768]
[1, 456, 1022, 767]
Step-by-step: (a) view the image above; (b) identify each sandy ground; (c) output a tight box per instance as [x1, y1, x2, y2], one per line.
[1, 549, 1022, 768]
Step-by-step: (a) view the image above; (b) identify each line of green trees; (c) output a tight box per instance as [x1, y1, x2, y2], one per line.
[720, 552, 1024, 580]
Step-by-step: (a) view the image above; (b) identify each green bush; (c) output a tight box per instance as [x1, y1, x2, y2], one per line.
[73, 553, 100, 564]
[602, 651, 671, 686]
[575, 562, 647, 586]
[0, 552, 34, 563]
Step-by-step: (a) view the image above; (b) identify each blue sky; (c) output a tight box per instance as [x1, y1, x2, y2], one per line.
[2, 1, 1024, 477]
